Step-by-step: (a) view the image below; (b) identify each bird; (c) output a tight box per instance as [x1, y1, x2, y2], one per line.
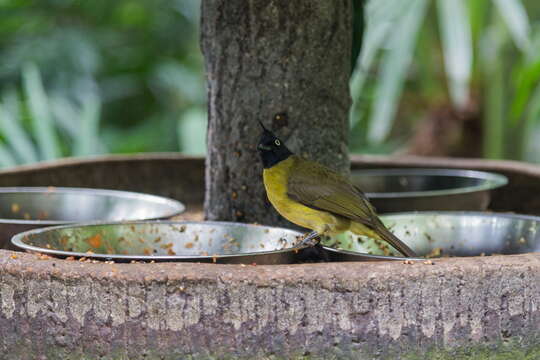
[257, 121, 417, 258]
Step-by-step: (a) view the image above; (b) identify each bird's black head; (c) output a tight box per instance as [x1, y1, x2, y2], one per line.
[257, 121, 293, 168]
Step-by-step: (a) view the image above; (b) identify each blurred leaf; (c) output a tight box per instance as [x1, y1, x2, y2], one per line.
[74, 94, 102, 156]
[22, 62, 61, 160]
[350, 0, 409, 127]
[522, 82, 540, 160]
[510, 60, 540, 122]
[0, 93, 38, 164]
[468, 0, 489, 44]
[492, 0, 531, 54]
[0, 143, 17, 168]
[367, 0, 428, 143]
[437, 0, 472, 109]
[177, 108, 207, 155]
[49, 95, 80, 138]
[481, 23, 506, 159]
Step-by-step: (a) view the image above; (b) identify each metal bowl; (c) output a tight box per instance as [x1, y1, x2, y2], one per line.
[0, 187, 185, 249]
[351, 168, 508, 213]
[11, 221, 304, 264]
[324, 211, 540, 261]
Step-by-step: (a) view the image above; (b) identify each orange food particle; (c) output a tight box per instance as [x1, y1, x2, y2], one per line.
[143, 248, 152, 255]
[10, 254, 17, 259]
[86, 234, 102, 248]
[167, 248, 176, 256]
[185, 242, 194, 249]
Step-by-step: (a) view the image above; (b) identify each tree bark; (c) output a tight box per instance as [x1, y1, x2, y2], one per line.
[201, 0, 352, 226]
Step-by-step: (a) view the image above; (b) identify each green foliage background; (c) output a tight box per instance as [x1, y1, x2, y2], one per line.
[0, 0, 205, 166]
[1, 0, 540, 168]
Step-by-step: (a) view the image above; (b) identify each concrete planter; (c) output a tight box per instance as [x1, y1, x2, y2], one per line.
[0, 154, 539, 359]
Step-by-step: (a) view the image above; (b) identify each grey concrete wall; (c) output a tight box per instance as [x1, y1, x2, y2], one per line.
[1, 250, 539, 359]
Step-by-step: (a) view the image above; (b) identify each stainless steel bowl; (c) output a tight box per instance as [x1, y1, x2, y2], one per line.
[0, 187, 185, 249]
[351, 168, 508, 213]
[324, 211, 540, 261]
[11, 221, 304, 264]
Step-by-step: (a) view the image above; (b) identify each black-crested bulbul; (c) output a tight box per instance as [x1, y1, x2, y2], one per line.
[257, 122, 416, 258]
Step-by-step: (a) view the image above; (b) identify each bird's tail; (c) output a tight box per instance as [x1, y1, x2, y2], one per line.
[350, 220, 417, 258]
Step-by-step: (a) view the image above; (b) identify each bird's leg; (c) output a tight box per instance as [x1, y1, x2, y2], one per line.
[299, 230, 321, 247]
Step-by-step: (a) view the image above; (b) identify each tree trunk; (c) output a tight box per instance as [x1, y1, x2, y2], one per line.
[201, 0, 352, 226]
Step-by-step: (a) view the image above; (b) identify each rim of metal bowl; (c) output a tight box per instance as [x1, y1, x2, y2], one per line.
[323, 211, 540, 261]
[351, 168, 508, 199]
[10, 220, 305, 261]
[0, 187, 186, 225]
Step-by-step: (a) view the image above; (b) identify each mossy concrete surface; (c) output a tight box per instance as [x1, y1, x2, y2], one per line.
[1, 250, 539, 359]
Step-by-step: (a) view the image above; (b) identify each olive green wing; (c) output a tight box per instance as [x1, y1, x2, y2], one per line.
[286, 157, 377, 227]
[286, 157, 417, 257]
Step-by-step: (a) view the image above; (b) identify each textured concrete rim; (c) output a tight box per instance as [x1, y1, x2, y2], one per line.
[1, 249, 539, 359]
[0, 154, 539, 359]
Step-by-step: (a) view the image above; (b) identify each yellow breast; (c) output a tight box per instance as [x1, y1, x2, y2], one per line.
[262, 157, 346, 233]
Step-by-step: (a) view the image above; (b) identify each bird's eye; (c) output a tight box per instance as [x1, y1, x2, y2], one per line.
[274, 140, 280, 146]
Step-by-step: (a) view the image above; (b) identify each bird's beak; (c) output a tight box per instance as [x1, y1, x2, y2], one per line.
[258, 144, 271, 151]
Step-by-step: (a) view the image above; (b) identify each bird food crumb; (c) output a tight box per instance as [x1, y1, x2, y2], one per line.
[423, 260, 434, 265]
[402, 260, 415, 265]
[10, 254, 17, 259]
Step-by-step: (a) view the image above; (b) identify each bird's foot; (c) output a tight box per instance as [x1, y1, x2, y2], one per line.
[298, 231, 321, 247]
